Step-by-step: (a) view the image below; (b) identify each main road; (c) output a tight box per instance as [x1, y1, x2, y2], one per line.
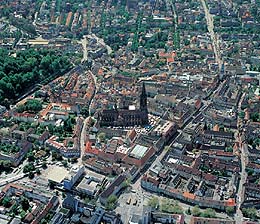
[79, 71, 97, 163]
[79, 34, 98, 163]
[234, 92, 249, 223]
[235, 139, 249, 224]
[0, 173, 26, 187]
[81, 36, 89, 63]
[200, 0, 222, 69]
[124, 100, 211, 223]
[125, 101, 220, 223]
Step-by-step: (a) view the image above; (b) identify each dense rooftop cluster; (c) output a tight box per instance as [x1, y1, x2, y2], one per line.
[0, 0, 259, 223]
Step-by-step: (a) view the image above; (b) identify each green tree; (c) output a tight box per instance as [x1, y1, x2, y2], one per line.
[26, 99, 42, 113]
[106, 195, 118, 210]
[184, 39, 190, 46]
[107, 195, 117, 204]
[186, 207, 191, 215]
[148, 197, 159, 209]
[64, 116, 76, 132]
[81, 106, 89, 117]
[239, 111, 245, 119]
[62, 160, 68, 167]
[225, 146, 233, 153]
[21, 197, 30, 211]
[160, 199, 183, 214]
[0, 160, 13, 174]
[0, 49, 72, 106]
[247, 168, 254, 176]
[98, 132, 106, 142]
[36, 168, 41, 175]
[23, 163, 35, 173]
[52, 151, 63, 161]
[192, 205, 201, 216]
[2, 197, 11, 208]
[42, 162, 47, 169]
[242, 207, 258, 220]
[251, 112, 260, 122]
[122, 179, 130, 189]
[40, 55, 52, 71]
[28, 171, 35, 179]
[71, 158, 78, 163]
[27, 151, 35, 162]
[226, 206, 235, 215]
[201, 208, 216, 218]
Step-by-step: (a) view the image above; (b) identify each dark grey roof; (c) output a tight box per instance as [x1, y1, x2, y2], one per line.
[204, 130, 234, 138]
[100, 175, 126, 199]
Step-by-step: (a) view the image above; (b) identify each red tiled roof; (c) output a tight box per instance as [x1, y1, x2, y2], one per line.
[183, 191, 195, 200]
[85, 141, 99, 155]
[225, 198, 236, 207]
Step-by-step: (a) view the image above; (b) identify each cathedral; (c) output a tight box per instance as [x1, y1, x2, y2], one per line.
[98, 82, 149, 127]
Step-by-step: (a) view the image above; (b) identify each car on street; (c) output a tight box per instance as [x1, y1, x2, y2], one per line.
[126, 197, 131, 205]
[132, 198, 137, 206]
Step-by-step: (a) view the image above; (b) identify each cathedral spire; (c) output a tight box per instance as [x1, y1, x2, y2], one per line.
[141, 81, 147, 96]
[140, 82, 147, 111]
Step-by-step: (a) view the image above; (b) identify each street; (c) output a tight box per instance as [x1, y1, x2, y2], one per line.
[235, 92, 249, 224]
[235, 139, 249, 224]
[200, 0, 222, 69]
[81, 36, 88, 63]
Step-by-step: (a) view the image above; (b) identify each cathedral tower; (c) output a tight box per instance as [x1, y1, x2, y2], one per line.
[140, 82, 148, 111]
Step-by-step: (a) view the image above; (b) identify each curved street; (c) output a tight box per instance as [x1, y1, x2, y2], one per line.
[79, 70, 97, 163]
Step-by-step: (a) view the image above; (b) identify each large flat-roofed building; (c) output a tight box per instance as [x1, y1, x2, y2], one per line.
[123, 144, 156, 168]
[46, 166, 85, 190]
[46, 167, 69, 185]
[77, 178, 99, 196]
[129, 145, 149, 160]
[76, 170, 106, 197]
[152, 120, 178, 144]
[63, 166, 85, 190]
